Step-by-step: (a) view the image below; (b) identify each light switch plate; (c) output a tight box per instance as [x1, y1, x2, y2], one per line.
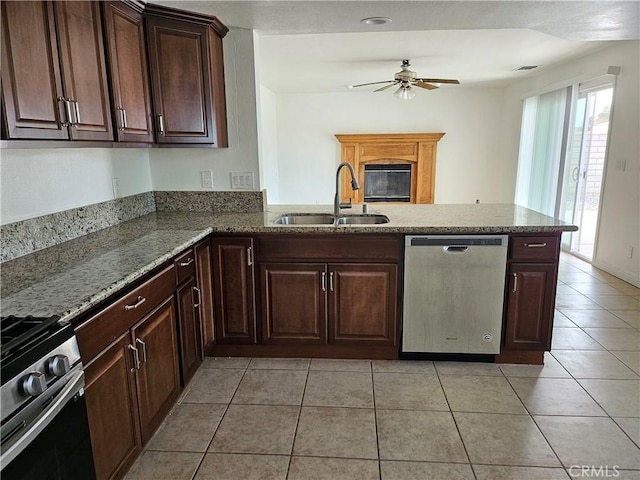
[231, 172, 254, 190]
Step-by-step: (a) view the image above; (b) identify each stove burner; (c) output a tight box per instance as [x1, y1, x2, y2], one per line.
[1, 315, 61, 361]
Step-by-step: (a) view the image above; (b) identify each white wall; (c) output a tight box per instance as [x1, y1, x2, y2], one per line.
[258, 85, 279, 203]
[0, 148, 152, 224]
[502, 41, 640, 285]
[273, 88, 511, 205]
[149, 28, 261, 192]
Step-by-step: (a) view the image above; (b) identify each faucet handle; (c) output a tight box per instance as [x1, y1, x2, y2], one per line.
[339, 198, 353, 209]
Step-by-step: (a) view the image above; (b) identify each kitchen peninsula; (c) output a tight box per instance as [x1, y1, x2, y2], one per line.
[1, 202, 576, 362]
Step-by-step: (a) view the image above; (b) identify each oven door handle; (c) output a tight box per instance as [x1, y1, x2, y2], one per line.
[0, 369, 85, 469]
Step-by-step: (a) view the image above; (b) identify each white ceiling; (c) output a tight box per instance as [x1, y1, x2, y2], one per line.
[154, 1, 640, 93]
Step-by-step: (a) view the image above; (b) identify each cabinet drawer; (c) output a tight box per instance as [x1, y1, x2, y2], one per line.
[174, 249, 196, 285]
[510, 236, 560, 261]
[76, 265, 175, 361]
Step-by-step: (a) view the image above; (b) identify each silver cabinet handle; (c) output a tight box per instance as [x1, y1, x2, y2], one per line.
[193, 286, 201, 308]
[129, 344, 141, 371]
[124, 296, 146, 311]
[329, 272, 334, 292]
[136, 338, 147, 364]
[321, 271, 326, 292]
[157, 114, 165, 135]
[179, 258, 194, 267]
[59, 97, 73, 127]
[512, 273, 518, 293]
[247, 247, 253, 266]
[524, 242, 547, 248]
[116, 106, 126, 131]
[72, 100, 80, 125]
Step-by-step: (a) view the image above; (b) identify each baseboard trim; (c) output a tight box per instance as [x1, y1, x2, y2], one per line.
[592, 258, 640, 287]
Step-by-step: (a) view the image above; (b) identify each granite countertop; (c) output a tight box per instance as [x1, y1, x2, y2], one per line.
[0, 203, 576, 322]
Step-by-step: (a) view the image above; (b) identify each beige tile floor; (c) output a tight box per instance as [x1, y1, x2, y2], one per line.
[125, 254, 640, 480]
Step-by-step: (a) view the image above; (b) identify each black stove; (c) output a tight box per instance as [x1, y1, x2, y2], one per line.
[0, 315, 95, 478]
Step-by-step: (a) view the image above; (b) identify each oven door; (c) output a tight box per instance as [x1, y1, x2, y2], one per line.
[1, 369, 96, 480]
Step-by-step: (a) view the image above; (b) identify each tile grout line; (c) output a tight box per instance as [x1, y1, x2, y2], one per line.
[190, 361, 250, 480]
[284, 363, 310, 479]
[370, 362, 383, 480]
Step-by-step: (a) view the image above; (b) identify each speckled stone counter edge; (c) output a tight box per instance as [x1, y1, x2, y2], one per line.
[1, 190, 265, 263]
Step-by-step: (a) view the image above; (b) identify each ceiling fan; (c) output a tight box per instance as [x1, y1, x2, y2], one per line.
[349, 59, 460, 100]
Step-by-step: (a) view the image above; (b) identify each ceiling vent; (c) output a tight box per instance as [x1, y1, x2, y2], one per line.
[514, 65, 538, 71]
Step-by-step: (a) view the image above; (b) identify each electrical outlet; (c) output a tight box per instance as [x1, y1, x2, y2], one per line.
[200, 170, 214, 189]
[112, 178, 120, 198]
[230, 172, 254, 190]
[616, 158, 627, 171]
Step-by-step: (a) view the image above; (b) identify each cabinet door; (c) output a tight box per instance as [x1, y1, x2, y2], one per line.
[84, 333, 141, 480]
[212, 238, 256, 344]
[176, 277, 202, 385]
[195, 239, 215, 353]
[54, 1, 113, 141]
[132, 297, 180, 443]
[504, 263, 556, 351]
[1, 1, 68, 140]
[102, 1, 153, 142]
[260, 263, 327, 344]
[146, 16, 216, 144]
[329, 264, 398, 346]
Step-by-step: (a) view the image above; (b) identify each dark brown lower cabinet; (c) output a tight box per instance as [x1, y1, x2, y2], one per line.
[330, 264, 397, 346]
[212, 237, 256, 344]
[259, 262, 398, 347]
[503, 263, 556, 351]
[176, 277, 202, 384]
[84, 334, 140, 480]
[195, 239, 215, 353]
[132, 298, 181, 443]
[83, 298, 179, 479]
[260, 263, 326, 344]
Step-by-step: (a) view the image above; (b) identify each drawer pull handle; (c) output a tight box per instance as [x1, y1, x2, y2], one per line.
[72, 100, 81, 125]
[329, 272, 334, 292]
[321, 271, 326, 292]
[136, 338, 147, 364]
[157, 114, 165, 135]
[524, 242, 547, 248]
[179, 258, 194, 267]
[247, 247, 253, 266]
[129, 344, 141, 371]
[512, 273, 518, 293]
[59, 97, 73, 127]
[124, 296, 146, 311]
[193, 286, 201, 308]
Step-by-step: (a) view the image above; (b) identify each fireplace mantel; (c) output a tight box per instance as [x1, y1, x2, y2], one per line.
[335, 133, 445, 204]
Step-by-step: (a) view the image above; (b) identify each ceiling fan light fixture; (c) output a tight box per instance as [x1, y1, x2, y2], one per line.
[394, 84, 415, 101]
[360, 17, 392, 25]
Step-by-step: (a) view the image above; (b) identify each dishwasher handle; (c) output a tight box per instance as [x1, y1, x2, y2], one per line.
[443, 246, 468, 253]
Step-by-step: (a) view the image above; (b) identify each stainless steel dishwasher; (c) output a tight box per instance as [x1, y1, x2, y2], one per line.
[402, 235, 508, 355]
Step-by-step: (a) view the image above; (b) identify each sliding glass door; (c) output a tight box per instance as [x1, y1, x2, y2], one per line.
[516, 75, 616, 263]
[559, 82, 614, 260]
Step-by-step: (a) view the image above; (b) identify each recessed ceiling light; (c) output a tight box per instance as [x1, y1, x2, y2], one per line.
[361, 17, 392, 26]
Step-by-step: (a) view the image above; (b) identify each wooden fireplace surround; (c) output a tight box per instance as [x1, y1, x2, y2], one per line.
[335, 133, 445, 204]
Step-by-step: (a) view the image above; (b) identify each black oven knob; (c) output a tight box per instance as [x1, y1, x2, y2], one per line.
[22, 371, 48, 397]
[46, 354, 71, 377]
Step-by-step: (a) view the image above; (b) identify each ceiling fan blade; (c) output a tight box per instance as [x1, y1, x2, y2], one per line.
[349, 80, 395, 88]
[414, 81, 438, 90]
[417, 78, 460, 84]
[374, 81, 400, 92]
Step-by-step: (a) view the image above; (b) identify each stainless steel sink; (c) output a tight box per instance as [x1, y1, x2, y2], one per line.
[273, 213, 335, 225]
[336, 214, 390, 225]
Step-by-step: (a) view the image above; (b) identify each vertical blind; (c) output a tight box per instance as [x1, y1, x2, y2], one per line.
[515, 87, 570, 216]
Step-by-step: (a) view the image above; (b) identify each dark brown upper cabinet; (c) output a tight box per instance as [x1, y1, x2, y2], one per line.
[145, 4, 228, 146]
[1, 1, 114, 141]
[102, 1, 154, 143]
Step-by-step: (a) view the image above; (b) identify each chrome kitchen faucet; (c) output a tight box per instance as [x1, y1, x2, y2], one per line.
[334, 162, 360, 218]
